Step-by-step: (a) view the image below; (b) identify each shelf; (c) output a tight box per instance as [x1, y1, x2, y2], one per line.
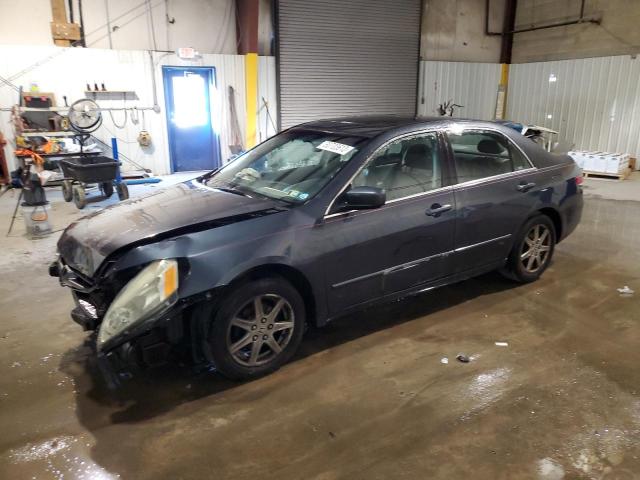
[84, 90, 133, 94]
[84, 90, 139, 100]
[15, 151, 101, 158]
[20, 131, 77, 137]
[17, 106, 68, 112]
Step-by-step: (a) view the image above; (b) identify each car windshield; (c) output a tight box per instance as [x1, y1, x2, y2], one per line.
[205, 129, 367, 203]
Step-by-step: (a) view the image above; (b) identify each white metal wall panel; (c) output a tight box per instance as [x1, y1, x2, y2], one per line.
[258, 56, 278, 143]
[0, 45, 250, 174]
[187, 53, 247, 165]
[417, 61, 501, 120]
[277, 0, 421, 129]
[508, 55, 640, 159]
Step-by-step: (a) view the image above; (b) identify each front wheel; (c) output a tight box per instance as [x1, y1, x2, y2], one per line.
[116, 182, 129, 201]
[72, 185, 87, 209]
[501, 215, 556, 283]
[205, 277, 305, 380]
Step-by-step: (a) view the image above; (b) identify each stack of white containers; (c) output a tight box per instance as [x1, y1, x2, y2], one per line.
[568, 151, 630, 175]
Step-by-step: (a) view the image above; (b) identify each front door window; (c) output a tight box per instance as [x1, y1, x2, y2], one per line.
[352, 132, 443, 201]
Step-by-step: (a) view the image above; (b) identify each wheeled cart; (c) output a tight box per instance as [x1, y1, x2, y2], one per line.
[59, 155, 129, 209]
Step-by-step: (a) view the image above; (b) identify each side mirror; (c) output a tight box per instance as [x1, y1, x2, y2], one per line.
[343, 186, 386, 210]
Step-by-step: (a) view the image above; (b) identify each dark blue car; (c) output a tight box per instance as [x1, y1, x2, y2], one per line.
[50, 116, 583, 383]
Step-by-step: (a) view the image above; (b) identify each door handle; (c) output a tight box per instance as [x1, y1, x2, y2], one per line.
[517, 182, 536, 192]
[426, 203, 452, 217]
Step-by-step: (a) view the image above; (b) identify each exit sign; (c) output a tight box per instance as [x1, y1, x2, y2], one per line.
[176, 47, 199, 59]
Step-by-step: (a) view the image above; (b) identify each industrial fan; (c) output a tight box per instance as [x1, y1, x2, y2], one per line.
[68, 98, 102, 133]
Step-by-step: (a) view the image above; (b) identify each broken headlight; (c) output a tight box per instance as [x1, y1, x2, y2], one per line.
[97, 259, 179, 348]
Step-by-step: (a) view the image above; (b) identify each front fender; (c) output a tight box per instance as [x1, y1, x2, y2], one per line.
[217, 255, 294, 285]
[108, 241, 295, 296]
[105, 229, 319, 295]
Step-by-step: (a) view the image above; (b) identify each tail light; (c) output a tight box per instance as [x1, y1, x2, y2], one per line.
[575, 175, 584, 185]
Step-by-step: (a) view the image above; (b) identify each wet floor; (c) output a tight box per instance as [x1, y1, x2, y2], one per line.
[1, 184, 639, 479]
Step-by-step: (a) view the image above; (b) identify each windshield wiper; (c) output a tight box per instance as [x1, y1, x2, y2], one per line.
[209, 183, 296, 205]
[212, 186, 251, 197]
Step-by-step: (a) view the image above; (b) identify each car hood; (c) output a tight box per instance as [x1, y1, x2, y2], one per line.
[58, 179, 285, 277]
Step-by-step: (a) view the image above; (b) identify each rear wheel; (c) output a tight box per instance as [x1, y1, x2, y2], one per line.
[100, 182, 114, 198]
[205, 277, 305, 380]
[61, 180, 73, 202]
[72, 185, 87, 209]
[501, 215, 556, 283]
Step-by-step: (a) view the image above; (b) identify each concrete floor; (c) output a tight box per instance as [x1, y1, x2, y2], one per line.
[0, 173, 639, 479]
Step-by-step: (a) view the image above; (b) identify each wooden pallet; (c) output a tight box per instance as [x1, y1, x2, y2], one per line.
[583, 168, 631, 181]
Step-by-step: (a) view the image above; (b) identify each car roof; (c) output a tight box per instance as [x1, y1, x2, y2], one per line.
[295, 116, 498, 138]
[290, 115, 569, 169]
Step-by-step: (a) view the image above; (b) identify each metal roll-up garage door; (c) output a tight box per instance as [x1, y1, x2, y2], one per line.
[277, 0, 422, 129]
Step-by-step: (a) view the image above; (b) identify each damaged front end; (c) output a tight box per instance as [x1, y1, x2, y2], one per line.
[50, 254, 201, 388]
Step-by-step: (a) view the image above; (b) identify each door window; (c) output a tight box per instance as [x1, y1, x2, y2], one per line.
[447, 130, 531, 183]
[352, 133, 442, 201]
[171, 73, 208, 128]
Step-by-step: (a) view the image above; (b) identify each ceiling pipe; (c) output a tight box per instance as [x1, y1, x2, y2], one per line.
[104, 0, 113, 49]
[78, 0, 87, 47]
[500, 0, 517, 64]
[509, 16, 600, 34]
[486, 0, 600, 37]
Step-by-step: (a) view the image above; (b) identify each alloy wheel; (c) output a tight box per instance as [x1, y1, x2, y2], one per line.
[520, 224, 551, 273]
[226, 294, 295, 367]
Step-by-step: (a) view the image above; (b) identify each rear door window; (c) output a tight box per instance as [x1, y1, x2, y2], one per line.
[447, 130, 532, 183]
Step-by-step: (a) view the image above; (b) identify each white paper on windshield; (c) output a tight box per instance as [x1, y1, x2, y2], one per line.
[317, 140, 354, 156]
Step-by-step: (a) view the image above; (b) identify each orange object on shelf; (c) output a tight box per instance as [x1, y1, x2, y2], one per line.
[14, 149, 45, 167]
[41, 140, 60, 154]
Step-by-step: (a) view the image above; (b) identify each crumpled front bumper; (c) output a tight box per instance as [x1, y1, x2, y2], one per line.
[50, 257, 183, 388]
[97, 347, 135, 389]
[96, 324, 180, 389]
[50, 258, 103, 331]
[71, 304, 99, 331]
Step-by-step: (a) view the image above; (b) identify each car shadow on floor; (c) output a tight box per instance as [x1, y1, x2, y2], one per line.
[58, 270, 520, 428]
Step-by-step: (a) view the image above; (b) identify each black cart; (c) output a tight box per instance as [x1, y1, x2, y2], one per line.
[59, 156, 129, 209]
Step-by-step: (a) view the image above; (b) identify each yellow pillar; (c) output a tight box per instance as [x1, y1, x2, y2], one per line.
[245, 53, 258, 149]
[496, 63, 510, 120]
[500, 63, 510, 86]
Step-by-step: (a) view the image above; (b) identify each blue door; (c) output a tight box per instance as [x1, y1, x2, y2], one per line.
[162, 66, 221, 172]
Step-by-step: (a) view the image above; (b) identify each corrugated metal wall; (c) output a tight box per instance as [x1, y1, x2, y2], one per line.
[508, 55, 640, 158]
[277, 0, 421, 129]
[417, 61, 501, 120]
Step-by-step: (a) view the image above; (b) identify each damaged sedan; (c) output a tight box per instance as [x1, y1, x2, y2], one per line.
[50, 117, 583, 384]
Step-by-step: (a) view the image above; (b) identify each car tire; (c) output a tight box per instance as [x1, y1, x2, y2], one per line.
[205, 277, 306, 380]
[501, 214, 556, 283]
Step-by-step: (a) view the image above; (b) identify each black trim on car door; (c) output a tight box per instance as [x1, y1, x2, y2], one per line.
[437, 130, 458, 187]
